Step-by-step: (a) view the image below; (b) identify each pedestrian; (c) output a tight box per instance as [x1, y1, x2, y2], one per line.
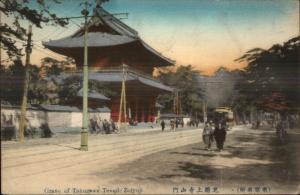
[89, 119, 96, 133]
[161, 120, 165, 131]
[181, 119, 184, 128]
[97, 118, 104, 134]
[103, 119, 110, 134]
[276, 119, 287, 142]
[170, 119, 175, 130]
[213, 122, 227, 151]
[196, 119, 199, 127]
[202, 122, 214, 150]
[175, 119, 179, 128]
[110, 118, 117, 132]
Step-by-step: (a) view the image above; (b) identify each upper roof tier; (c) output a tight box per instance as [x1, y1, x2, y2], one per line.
[43, 6, 174, 67]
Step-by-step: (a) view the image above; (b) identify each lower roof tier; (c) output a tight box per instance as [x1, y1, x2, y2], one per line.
[47, 68, 174, 96]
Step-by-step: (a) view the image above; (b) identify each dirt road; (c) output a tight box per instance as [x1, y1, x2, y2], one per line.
[2, 126, 299, 194]
[2, 127, 202, 194]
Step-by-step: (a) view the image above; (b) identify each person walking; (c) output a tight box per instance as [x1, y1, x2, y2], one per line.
[202, 122, 214, 150]
[110, 118, 117, 132]
[170, 119, 175, 131]
[175, 119, 179, 128]
[161, 120, 165, 131]
[213, 122, 227, 151]
[196, 119, 199, 128]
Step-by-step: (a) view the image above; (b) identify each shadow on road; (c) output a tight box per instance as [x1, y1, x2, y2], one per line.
[93, 126, 300, 193]
[157, 128, 300, 186]
[51, 143, 80, 150]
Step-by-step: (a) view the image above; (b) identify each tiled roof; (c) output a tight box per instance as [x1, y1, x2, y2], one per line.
[77, 89, 110, 100]
[42, 6, 174, 66]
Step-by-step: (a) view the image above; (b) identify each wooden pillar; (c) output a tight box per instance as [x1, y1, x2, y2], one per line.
[141, 100, 145, 122]
[135, 97, 138, 122]
[111, 98, 120, 122]
[147, 102, 152, 122]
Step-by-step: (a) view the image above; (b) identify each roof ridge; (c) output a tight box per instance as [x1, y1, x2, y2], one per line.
[95, 6, 138, 38]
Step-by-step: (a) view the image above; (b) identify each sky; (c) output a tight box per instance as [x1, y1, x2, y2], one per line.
[2, 0, 299, 75]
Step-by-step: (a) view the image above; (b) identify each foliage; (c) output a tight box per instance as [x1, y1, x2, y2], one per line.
[58, 75, 116, 104]
[0, 57, 114, 106]
[234, 36, 300, 114]
[156, 65, 203, 116]
[0, 59, 25, 104]
[1, 58, 62, 104]
[0, 0, 68, 58]
[41, 57, 75, 73]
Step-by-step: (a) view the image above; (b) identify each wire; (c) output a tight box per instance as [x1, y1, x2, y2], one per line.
[34, 43, 65, 58]
[32, 46, 63, 60]
[70, 19, 82, 28]
[32, 22, 80, 42]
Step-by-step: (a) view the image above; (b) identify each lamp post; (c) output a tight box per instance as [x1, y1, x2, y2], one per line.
[80, 2, 89, 151]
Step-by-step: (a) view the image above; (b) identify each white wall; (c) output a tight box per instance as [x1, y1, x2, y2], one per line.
[1, 107, 111, 133]
[47, 112, 72, 128]
[1, 108, 45, 130]
[70, 112, 111, 127]
[70, 112, 82, 127]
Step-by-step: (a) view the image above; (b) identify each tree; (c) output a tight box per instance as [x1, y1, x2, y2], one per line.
[0, 59, 25, 104]
[156, 65, 203, 117]
[58, 75, 116, 105]
[41, 57, 75, 73]
[234, 36, 300, 121]
[0, 0, 68, 59]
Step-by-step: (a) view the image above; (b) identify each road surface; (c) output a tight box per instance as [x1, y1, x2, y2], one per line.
[1, 125, 299, 194]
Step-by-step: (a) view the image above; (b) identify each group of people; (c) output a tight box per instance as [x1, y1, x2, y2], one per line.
[202, 120, 227, 151]
[89, 117, 117, 134]
[188, 119, 200, 127]
[160, 119, 184, 131]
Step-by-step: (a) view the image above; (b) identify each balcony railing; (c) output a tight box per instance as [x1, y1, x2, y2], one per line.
[66, 65, 161, 83]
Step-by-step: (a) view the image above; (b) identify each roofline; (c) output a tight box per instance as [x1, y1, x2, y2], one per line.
[64, 67, 174, 92]
[95, 6, 138, 37]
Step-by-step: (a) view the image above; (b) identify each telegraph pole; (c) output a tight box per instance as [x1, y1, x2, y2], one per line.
[19, 25, 32, 142]
[0, 11, 2, 64]
[118, 64, 128, 129]
[202, 81, 207, 123]
[80, 1, 89, 151]
[123, 64, 128, 126]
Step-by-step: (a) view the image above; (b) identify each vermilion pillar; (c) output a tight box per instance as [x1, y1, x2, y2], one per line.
[135, 97, 138, 122]
[147, 102, 152, 122]
[141, 100, 145, 122]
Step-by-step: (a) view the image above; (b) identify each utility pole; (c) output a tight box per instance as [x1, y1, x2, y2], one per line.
[202, 82, 207, 123]
[202, 98, 207, 123]
[123, 64, 127, 125]
[0, 11, 2, 64]
[19, 25, 32, 142]
[118, 64, 128, 129]
[173, 90, 179, 115]
[80, 1, 89, 151]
